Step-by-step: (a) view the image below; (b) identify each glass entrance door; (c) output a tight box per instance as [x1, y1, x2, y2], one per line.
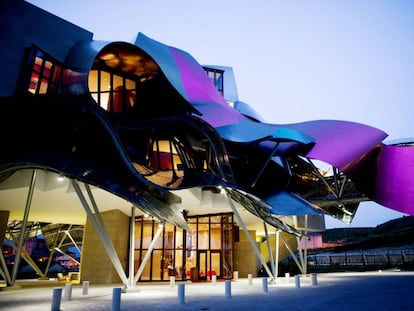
[210, 250, 221, 279]
[198, 250, 207, 280]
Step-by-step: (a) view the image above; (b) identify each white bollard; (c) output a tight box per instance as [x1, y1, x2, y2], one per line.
[112, 287, 122, 311]
[51, 287, 62, 311]
[178, 283, 185, 304]
[212, 275, 217, 285]
[248, 273, 253, 285]
[294, 275, 301, 288]
[262, 277, 268, 293]
[82, 281, 89, 295]
[63, 283, 72, 301]
[311, 273, 317, 286]
[233, 271, 238, 281]
[285, 272, 290, 283]
[225, 280, 232, 298]
[170, 276, 175, 287]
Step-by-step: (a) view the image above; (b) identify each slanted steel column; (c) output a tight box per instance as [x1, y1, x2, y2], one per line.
[44, 227, 61, 277]
[275, 229, 280, 279]
[65, 227, 82, 255]
[9, 232, 46, 278]
[251, 142, 280, 188]
[0, 251, 12, 285]
[224, 190, 274, 281]
[279, 231, 304, 273]
[72, 181, 129, 285]
[292, 215, 309, 275]
[11, 169, 37, 283]
[303, 215, 308, 274]
[0, 211, 11, 285]
[293, 216, 306, 274]
[263, 222, 276, 280]
[127, 205, 136, 289]
[133, 222, 164, 284]
[52, 226, 81, 267]
[54, 248, 80, 265]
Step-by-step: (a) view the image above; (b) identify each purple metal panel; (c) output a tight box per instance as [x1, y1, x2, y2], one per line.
[168, 47, 243, 127]
[284, 120, 388, 171]
[135, 33, 243, 127]
[373, 144, 414, 215]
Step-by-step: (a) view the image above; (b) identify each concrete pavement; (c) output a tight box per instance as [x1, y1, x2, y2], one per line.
[1, 269, 413, 310]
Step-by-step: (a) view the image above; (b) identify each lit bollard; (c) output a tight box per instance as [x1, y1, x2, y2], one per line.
[262, 277, 268, 293]
[248, 273, 253, 285]
[285, 272, 290, 283]
[212, 275, 217, 285]
[311, 273, 317, 286]
[225, 280, 232, 298]
[82, 281, 89, 295]
[178, 283, 185, 304]
[51, 287, 62, 311]
[63, 283, 72, 301]
[112, 287, 122, 311]
[170, 276, 175, 287]
[294, 275, 301, 288]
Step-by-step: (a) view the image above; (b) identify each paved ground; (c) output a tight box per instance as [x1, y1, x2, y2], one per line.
[1, 269, 413, 310]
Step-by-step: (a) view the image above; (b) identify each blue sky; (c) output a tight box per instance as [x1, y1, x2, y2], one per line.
[27, 0, 414, 228]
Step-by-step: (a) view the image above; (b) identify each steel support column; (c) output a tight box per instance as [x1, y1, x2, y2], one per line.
[263, 222, 276, 281]
[275, 229, 280, 279]
[11, 169, 37, 284]
[126, 205, 137, 290]
[280, 232, 304, 274]
[224, 189, 274, 281]
[133, 223, 164, 284]
[72, 180, 129, 285]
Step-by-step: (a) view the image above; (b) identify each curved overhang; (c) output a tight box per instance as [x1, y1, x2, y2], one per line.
[65, 40, 111, 73]
[64, 38, 199, 115]
[285, 119, 388, 172]
[134, 33, 243, 127]
[216, 119, 314, 145]
[263, 190, 324, 216]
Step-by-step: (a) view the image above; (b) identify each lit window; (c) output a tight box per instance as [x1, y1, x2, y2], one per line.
[25, 47, 62, 95]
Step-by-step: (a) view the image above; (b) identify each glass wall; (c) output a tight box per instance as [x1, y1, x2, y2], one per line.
[133, 212, 234, 282]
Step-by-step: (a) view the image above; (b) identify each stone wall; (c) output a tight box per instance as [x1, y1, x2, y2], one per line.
[80, 209, 130, 284]
[234, 230, 260, 277]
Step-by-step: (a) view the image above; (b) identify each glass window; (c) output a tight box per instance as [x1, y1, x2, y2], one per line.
[139, 250, 150, 281]
[134, 212, 234, 281]
[152, 250, 163, 281]
[89, 67, 138, 113]
[25, 47, 62, 95]
[142, 221, 155, 249]
[134, 220, 142, 250]
[175, 228, 184, 250]
[210, 223, 221, 249]
[198, 223, 209, 249]
[88, 70, 98, 92]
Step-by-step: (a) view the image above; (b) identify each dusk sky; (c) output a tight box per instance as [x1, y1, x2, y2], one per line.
[27, 0, 414, 228]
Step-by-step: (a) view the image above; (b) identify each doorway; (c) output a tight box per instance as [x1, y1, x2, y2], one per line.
[210, 250, 221, 279]
[197, 250, 207, 280]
